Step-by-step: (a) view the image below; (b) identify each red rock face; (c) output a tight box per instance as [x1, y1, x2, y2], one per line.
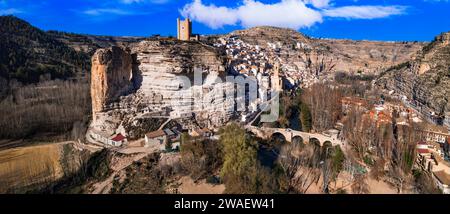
[91, 46, 133, 117]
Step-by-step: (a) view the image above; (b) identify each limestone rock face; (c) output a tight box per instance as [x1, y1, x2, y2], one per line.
[91, 46, 133, 115]
[129, 40, 233, 129]
[231, 26, 423, 75]
[133, 40, 225, 75]
[89, 40, 232, 139]
[376, 32, 450, 126]
[232, 26, 310, 45]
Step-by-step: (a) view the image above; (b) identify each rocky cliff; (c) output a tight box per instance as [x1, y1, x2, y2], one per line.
[132, 39, 225, 74]
[90, 39, 232, 139]
[91, 46, 133, 115]
[131, 40, 232, 128]
[318, 39, 423, 74]
[232, 26, 310, 46]
[88, 28, 440, 140]
[376, 32, 450, 126]
[230, 26, 423, 75]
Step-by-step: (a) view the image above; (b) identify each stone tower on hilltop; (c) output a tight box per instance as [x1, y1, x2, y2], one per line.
[271, 62, 283, 92]
[177, 18, 192, 41]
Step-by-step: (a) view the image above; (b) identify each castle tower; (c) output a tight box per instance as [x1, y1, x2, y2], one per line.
[271, 62, 282, 92]
[273, 62, 280, 77]
[177, 18, 192, 41]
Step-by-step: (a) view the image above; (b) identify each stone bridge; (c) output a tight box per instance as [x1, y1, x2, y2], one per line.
[246, 126, 344, 147]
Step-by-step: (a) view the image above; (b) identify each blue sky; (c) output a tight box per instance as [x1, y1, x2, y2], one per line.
[1, 0, 449, 41]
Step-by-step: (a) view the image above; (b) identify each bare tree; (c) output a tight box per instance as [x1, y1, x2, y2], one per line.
[302, 83, 342, 132]
[0, 79, 91, 140]
[279, 142, 321, 193]
[342, 108, 372, 159]
[351, 174, 370, 194]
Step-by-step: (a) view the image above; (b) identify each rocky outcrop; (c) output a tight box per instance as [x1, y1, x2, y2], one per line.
[91, 46, 133, 115]
[231, 26, 424, 75]
[376, 32, 450, 126]
[317, 39, 423, 74]
[90, 39, 232, 138]
[132, 39, 225, 75]
[232, 26, 310, 46]
[130, 40, 233, 129]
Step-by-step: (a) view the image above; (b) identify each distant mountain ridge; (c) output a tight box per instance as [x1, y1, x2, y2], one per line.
[0, 16, 145, 85]
[47, 31, 144, 55]
[0, 15, 90, 83]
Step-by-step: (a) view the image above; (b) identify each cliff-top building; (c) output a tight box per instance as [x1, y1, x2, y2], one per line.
[177, 18, 199, 41]
[177, 18, 191, 41]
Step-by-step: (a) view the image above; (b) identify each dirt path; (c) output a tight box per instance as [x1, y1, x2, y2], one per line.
[174, 176, 225, 194]
[91, 145, 159, 194]
[306, 171, 400, 194]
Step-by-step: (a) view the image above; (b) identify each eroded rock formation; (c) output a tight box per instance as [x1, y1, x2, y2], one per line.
[376, 32, 450, 126]
[231, 26, 424, 75]
[91, 46, 133, 115]
[90, 40, 232, 139]
[88, 28, 447, 141]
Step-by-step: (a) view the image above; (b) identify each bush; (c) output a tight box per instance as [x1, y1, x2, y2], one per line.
[300, 103, 312, 132]
[220, 123, 288, 193]
[206, 175, 221, 185]
[334, 72, 375, 84]
[180, 138, 223, 180]
[363, 155, 374, 166]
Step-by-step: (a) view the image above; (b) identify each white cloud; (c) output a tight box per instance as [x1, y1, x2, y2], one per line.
[83, 8, 132, 16]
[323, 5, 407, 19]
[303, 0, 331, 8]
[0, 8, 23, 15]
[181, 0, 322, 30]
[181, 0, 408, 30]
[80, 0, 163, 18]
[180, 0, 239, 29]
[236, 0, 323, 29]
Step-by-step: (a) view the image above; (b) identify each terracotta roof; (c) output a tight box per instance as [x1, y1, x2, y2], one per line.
[377, 111, 392, 122]
[417, 149, 429, 154]
[146, 130, 166, 139]
[433, 170, 450, 185]
[111, 133, 126, 142]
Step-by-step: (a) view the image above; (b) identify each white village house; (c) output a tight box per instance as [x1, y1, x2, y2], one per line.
[90, 130, 127, 147]
[145, 129, 180, 151]
[145, 129, 167, 150]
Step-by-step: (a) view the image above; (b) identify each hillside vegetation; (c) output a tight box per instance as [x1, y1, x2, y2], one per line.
[0, 15, 90, 84]
[0, 16, 92, 140]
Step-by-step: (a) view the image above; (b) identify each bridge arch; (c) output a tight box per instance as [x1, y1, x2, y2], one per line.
[321, 141, 333, 158]
[292, 135, 304, 145]
[271, 132, 287, 144]
[322, 141, 332, 149]
[309, 137, 321, 147]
